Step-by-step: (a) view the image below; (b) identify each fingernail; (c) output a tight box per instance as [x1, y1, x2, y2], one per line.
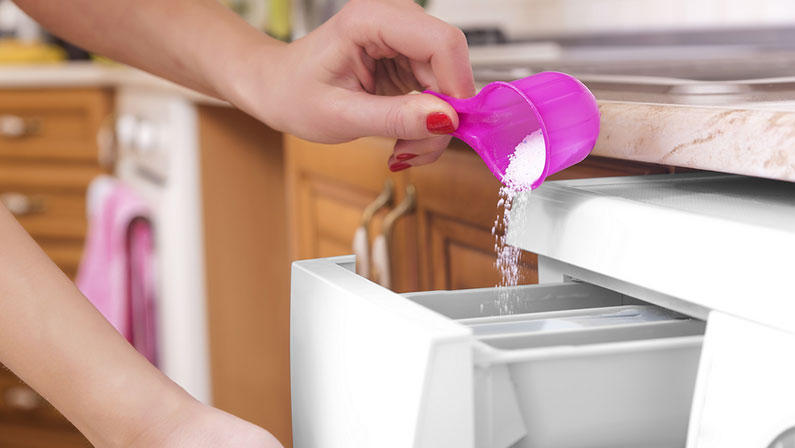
[389, 162, 411, 172]
[426, 112, 455, 134]
[396, 153, 417, 161]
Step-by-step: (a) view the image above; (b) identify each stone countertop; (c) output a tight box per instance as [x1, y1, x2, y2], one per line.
[0, 62, 226, 106]
[595, 101, 795, 182]
[2, 63, 794, 183]
[476, 70, 795, 183]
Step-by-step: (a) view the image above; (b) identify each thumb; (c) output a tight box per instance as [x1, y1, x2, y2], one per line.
[341, 91, 458, 140]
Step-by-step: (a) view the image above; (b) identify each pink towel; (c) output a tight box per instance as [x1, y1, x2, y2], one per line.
[76, 176, 159, 365]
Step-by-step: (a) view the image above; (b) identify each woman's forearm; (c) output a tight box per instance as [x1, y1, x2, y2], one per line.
[0, 205, 192, 447]
[13, 0, 284, 100]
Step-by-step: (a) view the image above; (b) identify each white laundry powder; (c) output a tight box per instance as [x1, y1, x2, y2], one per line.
[502, 130, 546, 192]
[492, 131, 547, 314]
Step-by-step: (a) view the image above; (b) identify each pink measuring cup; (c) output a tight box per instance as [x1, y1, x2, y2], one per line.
[425, 72, 600, 190]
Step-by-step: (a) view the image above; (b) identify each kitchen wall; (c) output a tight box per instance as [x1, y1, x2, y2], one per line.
[427, 0, 795, 39]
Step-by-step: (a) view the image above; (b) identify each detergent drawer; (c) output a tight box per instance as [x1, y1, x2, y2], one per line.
[506, 172, 795, 332]
[290, 256, 704, 448]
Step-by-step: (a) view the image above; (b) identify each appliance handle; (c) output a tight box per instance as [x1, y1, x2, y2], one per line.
[353, 179, 394, 279]
[360, 179, 394, 228]
[371, 185, 416, 288]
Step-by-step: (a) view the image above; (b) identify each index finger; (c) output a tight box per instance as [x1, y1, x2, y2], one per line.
[339, 0, 476, 99]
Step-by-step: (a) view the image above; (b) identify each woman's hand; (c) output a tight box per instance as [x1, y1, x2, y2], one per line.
[224, 0, 476, 171]
[129, 400, 284, 448]
[20, 0, 474, 171]
[5, 2, 471, 445]
[0, 202, 285, 448]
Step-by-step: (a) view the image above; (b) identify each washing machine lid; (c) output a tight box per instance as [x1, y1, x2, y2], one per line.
[507, 172, 795, 333]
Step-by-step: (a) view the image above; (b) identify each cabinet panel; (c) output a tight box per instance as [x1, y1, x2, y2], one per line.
[286, 137, 397, 254]
[199, 107, 293, 447]
[411, 140, 671, 291]
[429, 214, 538, 290]
[286, 136, 672, 294]
[305, 177, 386, 258]
[0, 88, 111, 162]
[0, 163, 102, 192]
[1, 190, 88, 240]
[0, 88, 109, 444]
[317, 239, 354, 259]
[0, 371, 73, 430]
[0, 421, 91, 448]
[0, 423, 91, 448]
[0, 370, 90, 446]
[285, 135, 420, 291]
[40, 240, 84, 279]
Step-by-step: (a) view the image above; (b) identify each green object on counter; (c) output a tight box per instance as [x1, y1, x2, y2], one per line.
[268, 0, 291, 41]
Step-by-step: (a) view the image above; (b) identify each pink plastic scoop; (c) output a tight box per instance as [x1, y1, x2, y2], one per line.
[425, 71, 600, 190]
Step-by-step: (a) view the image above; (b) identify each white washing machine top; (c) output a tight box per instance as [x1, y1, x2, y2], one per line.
[507, 172, 795, 333]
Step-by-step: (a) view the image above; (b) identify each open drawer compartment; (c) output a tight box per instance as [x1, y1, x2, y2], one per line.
[473, 319, 703, 448]
[291, 256, 705, 448]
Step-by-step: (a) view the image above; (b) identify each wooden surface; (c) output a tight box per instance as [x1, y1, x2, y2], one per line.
[284, 135, 416, 291]
[411, 139, 671, 291]
[0, 89, 112, 162]
[199, 106, 293, 447]
[0, 88, 107, 447]
[0, 422, 91, 448]
[286, 136, 673, 294]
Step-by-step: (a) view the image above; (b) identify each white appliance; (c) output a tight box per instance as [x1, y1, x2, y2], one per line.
[290, 172, 795, 448]
[113, 87, 212, 404]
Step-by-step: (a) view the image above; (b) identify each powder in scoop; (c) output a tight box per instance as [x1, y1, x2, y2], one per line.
[502, 130, 546, 191]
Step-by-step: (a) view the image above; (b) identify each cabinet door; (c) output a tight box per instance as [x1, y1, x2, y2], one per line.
[285, 136, 416, 290]
[0, 88, 111, 161]
[408, 140, 671, 291]
[199, 107, 294, 446]
[0, 370, 91, 447]
[0, 88, 108, 446]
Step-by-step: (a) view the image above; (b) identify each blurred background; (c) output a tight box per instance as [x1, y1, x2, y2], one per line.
[0, 0, 794, 447]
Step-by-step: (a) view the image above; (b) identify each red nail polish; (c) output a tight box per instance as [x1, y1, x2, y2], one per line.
[396, 153, 417, 161]
[426, 112, 455, 134]
[389, 162, 411, 172]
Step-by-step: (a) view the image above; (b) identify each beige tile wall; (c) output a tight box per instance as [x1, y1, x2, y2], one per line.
[427, 0, 795, 38]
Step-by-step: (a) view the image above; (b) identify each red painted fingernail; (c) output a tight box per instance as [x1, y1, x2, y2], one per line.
[389, 162, 411, 172]
[426, 112, 455, 134]
[396, 153, 417, 161]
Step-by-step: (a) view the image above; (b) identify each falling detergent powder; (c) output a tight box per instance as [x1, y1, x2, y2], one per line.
[492, 130, 546, 313]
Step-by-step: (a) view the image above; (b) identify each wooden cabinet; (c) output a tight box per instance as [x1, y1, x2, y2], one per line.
[285, 135, 417, 292]
[0, 371, 90, 448]
[199, 106, 293, 447]
[0, 88, 108, 447]
[408, 140, 535, 291]
[411, 140, 672, 291]
[0, 89, 109, 278]
[285, 135, 672, 293]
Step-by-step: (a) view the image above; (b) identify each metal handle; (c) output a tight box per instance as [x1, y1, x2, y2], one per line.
[354, 179, 395, 278]
[0, 192, 47, 216]
[371, 185, 416, 288]
[0, 114, 40, 139]
[3, 385, 41, 411]
[381, 184, 416, 241]
[360, 179, 395, 228]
